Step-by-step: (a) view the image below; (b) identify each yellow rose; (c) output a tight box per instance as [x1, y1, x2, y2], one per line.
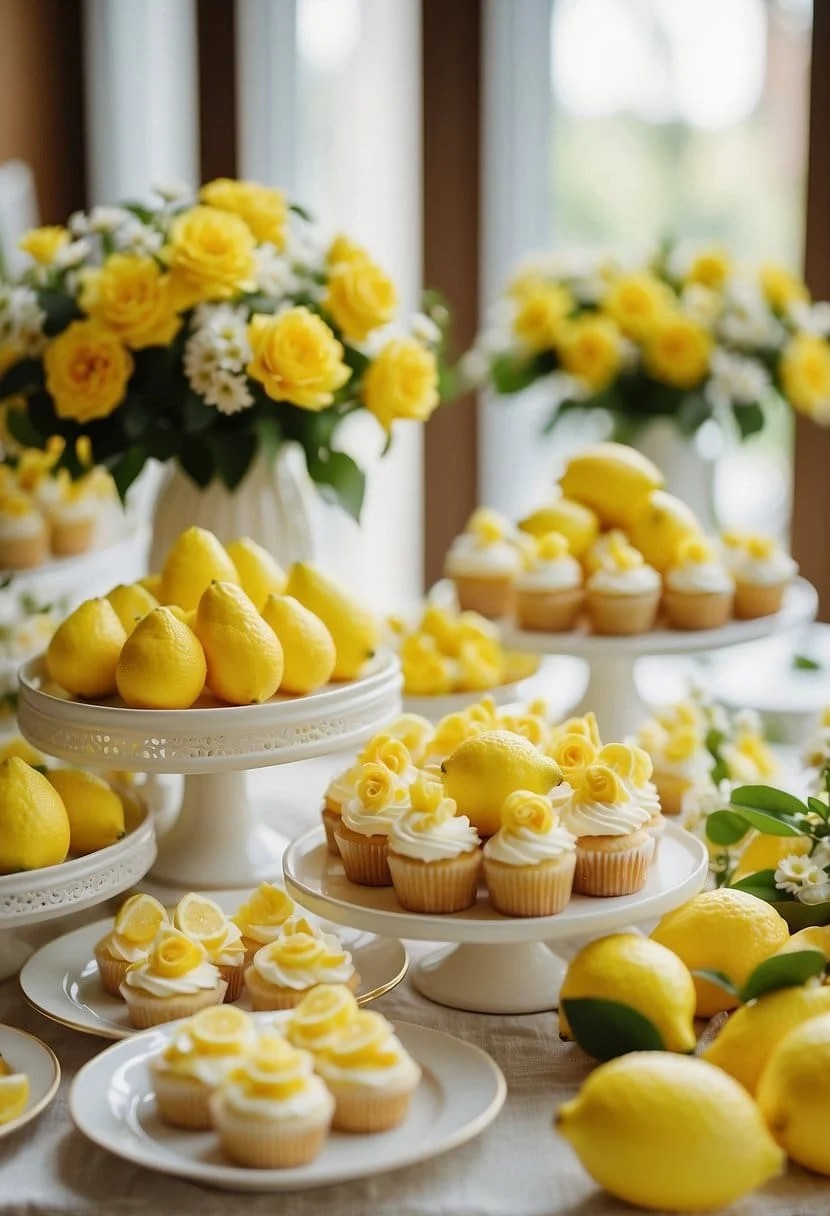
[362, 337, 439, 431]
[150, 927, 205, 977]
[18, 226, 69, 264]
[759, 263, 809, 312]
[358, 733, 413, 777]
[603, 274, 672, 341]
[200, 177, 288, 248]
[166, 205, 255, 301]
[577, 764, 625, 806]
[780, 333, 830, 422]
[500, 790, 554, 835]
[685, 248, 730, 289]
[80, 255, 181, 350]
[644, 312, 712, 389]
[410, 777, 446, 815]
[597, 742, 638, 781]
[44, 320, 133, 423]
[513, 283, 572, 352]
[327, 234, 367, 267]
[324, 254, 397, 343]
[499, 712, 549, 749]
[556, 315, 622, 391]
[551, 733, 597, 782]
[354, 761, 398, 813]
[247, 306, 350, 410]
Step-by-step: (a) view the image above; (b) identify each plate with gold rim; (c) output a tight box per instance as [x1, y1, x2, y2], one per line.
[0, 1023, 61, 1139]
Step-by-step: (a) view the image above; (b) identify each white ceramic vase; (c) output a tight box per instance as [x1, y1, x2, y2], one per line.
[634, 417, 720, 532]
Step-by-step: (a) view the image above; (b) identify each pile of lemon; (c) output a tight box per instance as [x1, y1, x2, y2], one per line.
[44, 528, 379, 709]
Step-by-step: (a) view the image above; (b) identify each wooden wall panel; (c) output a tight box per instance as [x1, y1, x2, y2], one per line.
[197, 0, 237, 182]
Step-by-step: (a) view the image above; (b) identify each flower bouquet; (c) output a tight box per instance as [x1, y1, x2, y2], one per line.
[0, 180, 452, 519]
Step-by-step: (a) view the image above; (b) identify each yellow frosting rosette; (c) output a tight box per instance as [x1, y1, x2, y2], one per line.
[499, 711, 550, 749]
[663, 726, 702, 764]
[465, 695, 499, 727]
[576, 764, 627, 807]
[358, 734, 413, 779]
[553, 712, 602, 748]
[550, 733, 598, 783]
[385, 714, 434, 764]
[286, 983, 360, 1052]
[146, 927, 206, 979]
[430, 712, 484, 760]
[407, 777, 458, 830]
[500, 790, 555, 835]
[675, 535, 719, 567]
[354, 762, 405, 815]
[319, 1011, 398, 1069]
[187, 1005, 254, 1057]
[457, 636, 506, 692]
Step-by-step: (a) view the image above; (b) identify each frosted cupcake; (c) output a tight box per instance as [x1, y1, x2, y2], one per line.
[586, 538, 661, 635]
[120, 927, 227, 1028]
[285, 983, 360, 1055]
[0, 492, 49, 570]
[515, 531, 584, 632]
[150, 1005, 256, 1129]
[47, 482, 98, 557]
[483, 790, 576, 916]
[388, 779, 481, 913]
[173, 893, 247, 1003]
[638, 723, 710, 815]
[444, 508, 523, 619]
[314, 1010, 421, 1133]
[94, 893, 168, 998]
[211, 1031, 334, 1168]
[244, 931, 358, 1011]
[384, 713, 435, 766]
[548, 732, 598, 788]
[321, 763, 360, 855]
[598, 742, 666, 856]
[232, 883, 296, 965]
[729, 535, 798, 619]
[663, 537, 734, 630]
[562, 765, 654, 896]
[334, 761, 409, 886]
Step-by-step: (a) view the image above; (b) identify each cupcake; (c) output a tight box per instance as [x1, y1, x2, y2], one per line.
[333, 761, 409, 886]
[285, 983, 360, 1055]
[387, 778, 481, 913]
[562, 764, 654, 896]
[663, 537, 734, 630]
[321, 763, 360, 855]
[384, 713, 435, 766]
[585, 537, 661, 635]
[0, 492, 49, 570]
[314, 1010, 421, 1133]
[515, 531, 584, 632]
[482, 790, 576, 916]
[638, 721, 711, 816]
[244, 931, 358, 1011]
[94, 893, 168, 998]
[729, 534, 798, 619]
[150, 1005, 256, 1129]
[598, 742, 666, 856]
[47, 480, 98, 557]
[443, 508, 523, 619]
[547, 732, 598, 788]
[173, 894, 248, 1004]
[211, 1030, 334, 1168]
[232, 883, 296, 965]
[120, 927, 227, 1028]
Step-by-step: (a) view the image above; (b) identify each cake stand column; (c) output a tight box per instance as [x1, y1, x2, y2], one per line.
[412, 942, 568, 1014]
[569, 652, 650, 740]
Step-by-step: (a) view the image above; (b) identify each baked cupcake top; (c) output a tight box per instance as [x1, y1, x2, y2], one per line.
[217, 1030, 334, 1120]
[597, 742, 662, 819]
[384, 713, 435, 766]
[561, 765, 651, 838]
[123, 927, 221, 997]
[341, 761, 410, 837]
[516, 531, 583, 591]
[314, 1011, 421, 1091]
[232, 882, 295, 947]
[444, 508, 523, 578]
[665, 537, 734, 595]
[285, 983, 360, 1053]
[103, 893, 168, 963]
[388, 778, 480, 861]
[152, 1006, 255, 1084]
[728, 534, 797, 587]
[483, 790, 576, 867]
[251, 931, 355, 991]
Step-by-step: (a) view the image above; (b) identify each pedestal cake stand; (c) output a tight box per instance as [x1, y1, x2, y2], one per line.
[284, 822, 708, 1014]
[17, 653, 401, 891]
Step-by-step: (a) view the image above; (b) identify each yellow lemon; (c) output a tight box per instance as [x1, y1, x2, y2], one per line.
[114, 893, 168, 945]
[46, 598, 127, 699]
[0, 757, 70, 873]
[226, 537, 286, 610]
[556, 1053, 783, 1212]
[167, 605, 197, 629]
[778, 926, 830, 960]
[188, 1005, 253, 1055]
[105, 582, 159, 633]
[758, 1011, 830, 1175]
[195, 582, 284, 705]
[0, 737, 45, 767]
[139, 573, 162, 598]
[518, 498, 599, 557]
[441, 729, 562, 837]
[0, 1055, 11, 1077]
[116, 607, 207, 710]
[558, 442, 664, 529]
[174, 892, 229, 952]
[651, 890, 790, 1017]
[703, 982, 830, 1096]
[159, 526, 240, 610]
[285, 562, 378, 681]
[46, 768, 125, 855]
[626, 490, 703, 573]
[0, 1074, 30, 1125]
[260, 594, 336, 695]
[732, 832, 812, 882]
[559, 933, 697, 1054]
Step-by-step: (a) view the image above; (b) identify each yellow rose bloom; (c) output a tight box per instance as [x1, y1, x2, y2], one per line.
[166, 205, 255, 302]
[603, 273, 672, 342]
[780, 332, 830, 423]
[513, 282, 572, 352]
[327, 234, 367, 266]
[200, 177, 288, 248]
[500, 790, 554, 835]
[644, 312, 712, 389]
[685, 248, 730, 289]
[44, 320, 133, 423]
[247, 306, 350, 410]
[324, 254, 397, 343]
[577, 763, 626, 806]
[362, 337, 439, 431]
[759, 263, 809, 312]
[80, 254, 181, 350]
[556, 315, 622, 391]
[550, 733, 597, 784]
[18, 226, 69, 265]
[355, 761, 398, 813]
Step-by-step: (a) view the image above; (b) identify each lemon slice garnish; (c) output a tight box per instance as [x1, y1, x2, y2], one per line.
[174, 893, 229, 952]
[113, 893, 168, 946]
[0, 1074, 29, 1124]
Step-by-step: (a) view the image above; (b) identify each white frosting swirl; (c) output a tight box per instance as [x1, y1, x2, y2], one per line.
[219, 1062, 333, 1120]
[208, 921, 246, 966]
[562, 792, 650, 838]
[102, 933, 152, 964]
[325, 766, 359, 808]
[620, 777, 662, 819]
[252, 934, 355, 991]
[733, 549, 797, 587]
[588, 565, 661, 595]
[389, 807, 480, 861]
[152, 1026, 256, 1086]
[483, 822, 576, 866]
[0, 511, 46, 540]
[516, 555, 583, 592]
[444, 534, 522, 578]
[666, 561, 734, 594]
[124, 958, 220, 997]
[341, 792, 408, 837]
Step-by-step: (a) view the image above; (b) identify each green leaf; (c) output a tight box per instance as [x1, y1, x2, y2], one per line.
[731, 785, 808, 820]
[690, 969, 739, 998]
[706, 809, 751, 846]
[808, 797, 830, 821]
[490, 352, 552, 395]
[561, 998, 665, 1062]
[739, 950, 826, 1003]
[729, 806, 806, 838]
[182, 392, 215, 434]
[733, 401, 765, 439]
[342, 344, 371, 379]
[178, 439, 215, 488]
[289, 201, 314, 222]
[730, 868, 787, 902]
[0, 357, 42, 398]
[5, 406, 43, 449]
[37, 289, 82, 336]
[212, 430, 257, 491]
[793, 653, 822, 672]
[110, 446, 147, 501]
[122, 200, 156, 224]
[308, 450, 365, 521]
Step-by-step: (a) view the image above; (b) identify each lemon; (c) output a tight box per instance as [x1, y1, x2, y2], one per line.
[114, 892, 168, 945]
[627, 490, 703, 572]
[0, 1073, 30, 1125]
[758, 1011, 830, 1174]
[441, 729, 562, 836]
[652, 889, 790, 1017]
[556, 1053, 783, 1211]
[261, 594, 336, 695]
[559, 933, 697, 1054]
[47, 768, 125, 855]
[778, 926, 830, 959]
[558, 442, 664, 529]
[732, 832, 811, 882]
[285, 562, 378, 681]
[46, 598, 127, 699]
[0, 757, 70, 873]
[167, 605, 197, 629]
[106, 582, 159, 634]
[226, 537, 286, 610]
[703, 982, 830, 1096]
[159, 526, 239, 610]
[116, 607, 207, 710]
[195, 582, 284, 705]
[0, 1055, 11, 1077]
[138, 573, 162, 598]
[0, 736, 45, 767]
[518, 498, 599, 556]
[189, 1005, 252, 1054]
[174, 892, 229, 951]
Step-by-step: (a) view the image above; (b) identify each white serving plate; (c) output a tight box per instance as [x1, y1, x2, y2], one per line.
[0, 1023, 60, 1139]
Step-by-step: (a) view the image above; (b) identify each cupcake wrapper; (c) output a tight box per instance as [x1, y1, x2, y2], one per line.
[573, 836, 654, 897]
[452, 574, 515, 621]
[515, 587, 584, 633]
[153, 1074, 214, 1130]
[50, 517, 95, 557]
[322, 807, 341, 856]
[334, 824, 392, 886]
[244, 966, 360, 1012]
[734, 581, 786, 619]
[0, 533, 49, 570]
[662, 589, 733, 631]
[652, 772, 691, 816]
[586, 589, 660, 636]
[388, 850, 481, 913]
[483, 854, 576, 917]
[213, 1109, 330, 1168]
[95, 950, 131, 1000]
[120, 982, 227, 1029]
[330, 1086, 414, 1134]
[218, 963, 245, 1004]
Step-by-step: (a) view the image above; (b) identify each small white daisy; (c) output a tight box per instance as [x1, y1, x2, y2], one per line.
[775, 855, 826, 894]
[202, 369, 253, 415]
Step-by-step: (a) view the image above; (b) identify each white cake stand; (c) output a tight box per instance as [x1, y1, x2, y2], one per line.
[284, 822, 708, 1014]
[500, 578, 817, 739]
[17, 653, 402, 891]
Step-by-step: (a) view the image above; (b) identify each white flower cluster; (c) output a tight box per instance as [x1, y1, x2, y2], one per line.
[0, 284, 46, 360]
[705, 347, 771, 409]
[775, 843, 830, 904]
[69, 205, 164, 260]
[716, 280, 787, 352]
[183, 305, 254, 416]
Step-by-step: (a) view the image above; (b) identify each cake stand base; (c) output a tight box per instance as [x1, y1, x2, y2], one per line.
[569, 653, 649, 740]
[413, 941, 567, 1014]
